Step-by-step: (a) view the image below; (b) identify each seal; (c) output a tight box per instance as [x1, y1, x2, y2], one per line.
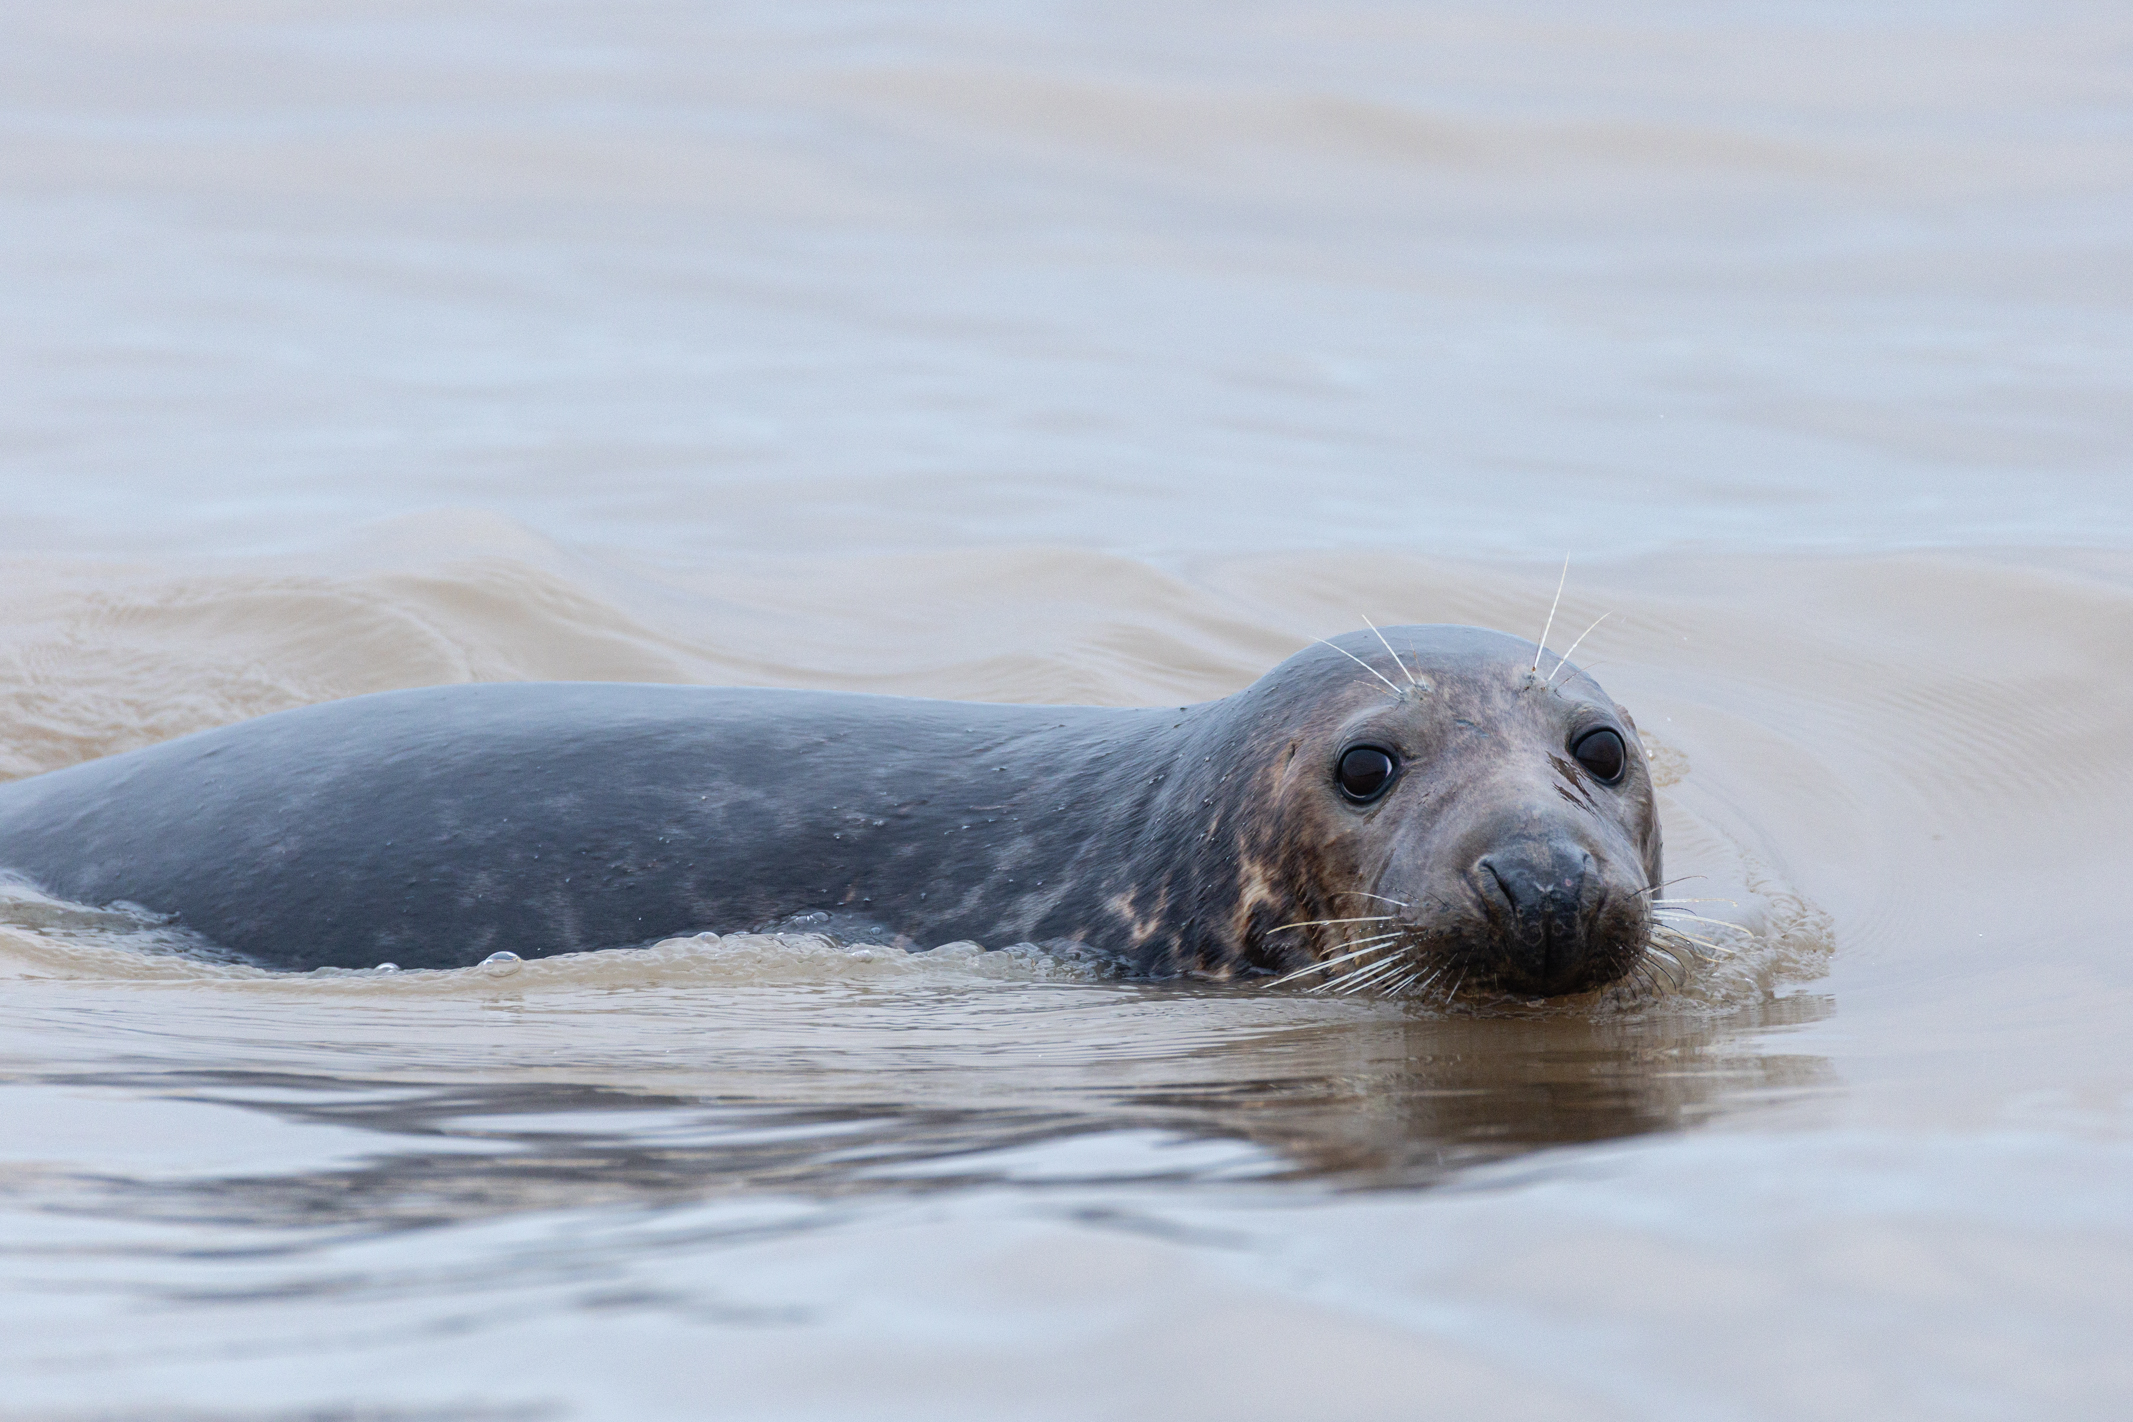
[0, 625, 1663, 994]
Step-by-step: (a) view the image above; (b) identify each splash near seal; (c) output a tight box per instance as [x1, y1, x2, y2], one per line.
[0, 625, 1673, 995]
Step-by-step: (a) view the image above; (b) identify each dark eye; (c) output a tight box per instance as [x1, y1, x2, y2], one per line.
[1336, 745, 1397, 802]
[1572, 727, 1627, 783]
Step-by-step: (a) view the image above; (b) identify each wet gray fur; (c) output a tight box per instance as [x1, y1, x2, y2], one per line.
[0, 626, 1661, 986]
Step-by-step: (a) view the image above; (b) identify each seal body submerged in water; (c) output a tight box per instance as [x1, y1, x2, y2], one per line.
[0, 626, 1662, 994]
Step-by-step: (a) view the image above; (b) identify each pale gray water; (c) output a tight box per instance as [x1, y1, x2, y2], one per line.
[5, 1, 2130, 559]
[0, 2, 2130, 1419]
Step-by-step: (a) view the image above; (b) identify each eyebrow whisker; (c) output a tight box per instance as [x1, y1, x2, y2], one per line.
[1361, 614, 1420, 688]
[1545, 612, 1610, 688]
[1313, 637, 1406, 700]
[1532, 555, 1570, 672]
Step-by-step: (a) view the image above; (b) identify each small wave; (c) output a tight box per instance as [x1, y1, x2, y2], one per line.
[0, 877, 256, 980]
[0, 878, 1131, 996]
[0, 880, 1821, 1020]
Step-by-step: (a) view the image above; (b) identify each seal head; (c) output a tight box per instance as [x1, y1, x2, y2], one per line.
[1221, 626, 1662, 997]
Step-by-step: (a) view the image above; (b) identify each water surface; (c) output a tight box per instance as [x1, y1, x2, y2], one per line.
[1, 2, 2130, 1418]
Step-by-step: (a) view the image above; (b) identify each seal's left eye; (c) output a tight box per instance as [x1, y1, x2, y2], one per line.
[1336, 745, 1397, 802]
[1572, 727, 1627, 783]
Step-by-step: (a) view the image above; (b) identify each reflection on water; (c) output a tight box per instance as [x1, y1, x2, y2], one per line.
[1204, 995, 1836, 1181]
[28, 986, 1835, 1243]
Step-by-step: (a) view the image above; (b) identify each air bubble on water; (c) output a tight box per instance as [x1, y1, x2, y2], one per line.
[479, 950, 523, 976]
[373, 962, 398, 974]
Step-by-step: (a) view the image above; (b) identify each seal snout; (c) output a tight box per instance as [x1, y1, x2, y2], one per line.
[1474, 837, 1617, 995]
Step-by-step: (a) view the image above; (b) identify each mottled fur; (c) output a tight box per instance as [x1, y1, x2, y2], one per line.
[0, 626, 1660, 989]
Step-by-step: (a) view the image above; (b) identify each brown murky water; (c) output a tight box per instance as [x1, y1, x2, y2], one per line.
[2, 3, 2131, 1419]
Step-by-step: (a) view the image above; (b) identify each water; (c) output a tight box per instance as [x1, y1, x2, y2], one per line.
[2, 2, 2130, 1418]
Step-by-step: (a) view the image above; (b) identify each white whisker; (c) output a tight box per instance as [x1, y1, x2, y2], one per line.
[1383, 967, 1427, 995]
[1268, 932, 1407, 986]
[1653, 925, 1732, 956]
[1334, 891, 1413, 909]
[1313, 637, 1406, 700]
[1332, 953, 1417, 995]
[1652, 910, 1752, 936]
[1651, 917, 1730, 941]
[1545, 612, 1610, 688]
[1361, 614, 1419, 688]
[1646, 916, 1749, 950]
[1532, 555, 1570, 671]
[1645, 944, 1688, 988]
[1312, 932, 1408, 962]
[1405, 633, 1428, 690]
[1319, 943, 1420, 994]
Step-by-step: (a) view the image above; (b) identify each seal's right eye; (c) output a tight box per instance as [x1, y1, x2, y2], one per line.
[1571, 727, 1627, 783]
[1336, 745, 1397, 802]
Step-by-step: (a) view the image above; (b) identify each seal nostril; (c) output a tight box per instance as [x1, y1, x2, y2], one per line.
[1471, 840, 1614, 992]
[1479, 857, 1516, 910]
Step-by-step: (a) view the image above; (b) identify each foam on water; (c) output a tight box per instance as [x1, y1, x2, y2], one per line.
[0, 854, 1825, 1027]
